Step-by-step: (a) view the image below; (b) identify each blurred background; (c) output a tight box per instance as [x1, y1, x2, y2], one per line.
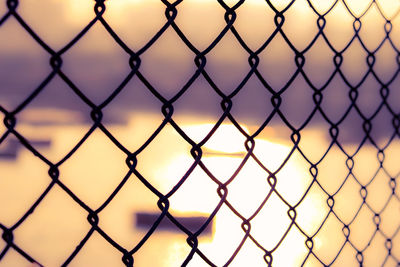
[0, 0, 399, 266]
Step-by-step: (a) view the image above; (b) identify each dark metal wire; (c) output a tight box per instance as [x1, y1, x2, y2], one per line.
[0, 0, 399, 266]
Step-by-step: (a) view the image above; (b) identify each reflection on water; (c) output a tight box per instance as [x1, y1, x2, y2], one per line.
[0, 112, 399, 266]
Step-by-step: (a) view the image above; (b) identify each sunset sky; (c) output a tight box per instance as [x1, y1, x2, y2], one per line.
[1, 0, 399, 142]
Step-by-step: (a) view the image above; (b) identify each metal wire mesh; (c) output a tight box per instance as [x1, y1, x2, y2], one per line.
[0, 0, 400, 266]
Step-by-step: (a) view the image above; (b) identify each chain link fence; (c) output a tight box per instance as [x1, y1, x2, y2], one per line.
[0, 0, 400, 266]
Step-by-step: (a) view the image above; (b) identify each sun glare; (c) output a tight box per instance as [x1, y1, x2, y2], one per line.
[2, 0, 398, 266]
[155, 123, 318, 266]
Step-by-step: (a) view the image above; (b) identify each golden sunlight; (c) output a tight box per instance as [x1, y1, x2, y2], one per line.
[159, 123, 321, 266]
[1, 0, 399, 266]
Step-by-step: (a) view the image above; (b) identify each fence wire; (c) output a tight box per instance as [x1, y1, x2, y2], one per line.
[0, 0, 400, 266]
